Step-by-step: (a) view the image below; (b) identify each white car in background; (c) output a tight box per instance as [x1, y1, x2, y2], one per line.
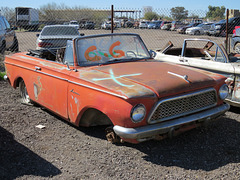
[139, 21, 149, 29]
[36, 25, 83, 50]
[185, 23, 213, 35]
[154, 38, 240, 107]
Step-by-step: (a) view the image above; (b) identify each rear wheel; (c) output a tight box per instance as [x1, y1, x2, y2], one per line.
[19, 79, 31, 105]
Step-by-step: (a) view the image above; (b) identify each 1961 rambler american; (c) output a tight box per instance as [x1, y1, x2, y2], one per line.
[4, 33, 230, 143]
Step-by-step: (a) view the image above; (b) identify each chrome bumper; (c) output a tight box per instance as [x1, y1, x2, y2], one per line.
[113, 104, 230, 141]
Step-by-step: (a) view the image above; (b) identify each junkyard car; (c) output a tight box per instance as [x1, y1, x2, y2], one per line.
[155, 38, 240, 107]
[185, 23, 213, 35]
[209, 17, 240, 37]
[139, 21, 149, 29]
[148, 21, 161, 29]
[177, 22, 201, 34]
[4, 33, 229, 143]
[0, 15, 19, 54]
[36, 25, 83, 50]
[170, 21, 186, 31]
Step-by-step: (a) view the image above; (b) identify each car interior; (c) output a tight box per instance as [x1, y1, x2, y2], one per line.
[27, 47, 66, 63]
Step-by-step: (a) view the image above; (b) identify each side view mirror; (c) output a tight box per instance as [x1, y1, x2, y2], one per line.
[36, 34, 40, 37]
[149, 50, 156, 58]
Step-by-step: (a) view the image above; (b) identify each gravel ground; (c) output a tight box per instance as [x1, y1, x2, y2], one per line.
[1, 64, 240, 179]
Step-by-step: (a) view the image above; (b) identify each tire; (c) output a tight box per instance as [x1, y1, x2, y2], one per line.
[0, 41, 6, 54]
[11, 37, 19, 52]
[19, 79, 31, 105]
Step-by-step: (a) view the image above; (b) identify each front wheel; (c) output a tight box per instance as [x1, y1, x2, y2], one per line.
[19, 79, 31, 105]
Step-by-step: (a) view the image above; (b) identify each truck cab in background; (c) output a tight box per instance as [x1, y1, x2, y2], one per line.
[15, 7, 39, 31]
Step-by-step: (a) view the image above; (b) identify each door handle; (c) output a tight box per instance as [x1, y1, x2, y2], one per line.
[35, 66, 41, 70]
[179, 57, 187, 62]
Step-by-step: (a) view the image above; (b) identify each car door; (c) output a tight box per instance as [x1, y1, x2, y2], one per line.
[155, 41, 190, 67]
[2, 16, 14, 48]
[31, 58, 71, 119]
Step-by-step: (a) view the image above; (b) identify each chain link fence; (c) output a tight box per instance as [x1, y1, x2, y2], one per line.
[1, 6, 240, 53]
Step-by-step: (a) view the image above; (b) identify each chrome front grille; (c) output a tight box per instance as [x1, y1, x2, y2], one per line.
[148, 88, 217, 124]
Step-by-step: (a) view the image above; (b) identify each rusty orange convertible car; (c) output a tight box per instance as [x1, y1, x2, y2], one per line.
[4, 33, 230, 143]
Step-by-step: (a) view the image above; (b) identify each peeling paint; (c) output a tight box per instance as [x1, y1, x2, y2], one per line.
[33, 76, 43, 100]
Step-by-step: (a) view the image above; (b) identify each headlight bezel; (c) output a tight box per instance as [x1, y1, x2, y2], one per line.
[131, 104, 146, 123]
[219, 84, 229, 100]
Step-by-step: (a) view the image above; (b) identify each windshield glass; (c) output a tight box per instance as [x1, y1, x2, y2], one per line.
[41, 26, 79, 36]
[76, 34, 151, 66]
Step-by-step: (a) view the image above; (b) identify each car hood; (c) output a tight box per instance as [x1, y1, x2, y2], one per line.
[78, 61, 217, 99]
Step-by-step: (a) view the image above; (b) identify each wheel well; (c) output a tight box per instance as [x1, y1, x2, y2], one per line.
[79, 108, 113, 127]
[14, 77, 23, 88]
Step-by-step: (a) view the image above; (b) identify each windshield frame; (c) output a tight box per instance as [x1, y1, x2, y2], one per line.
[74, 33, 151, 67]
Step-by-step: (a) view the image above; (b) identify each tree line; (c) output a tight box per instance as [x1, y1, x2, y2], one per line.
[0, 4, 227, 23]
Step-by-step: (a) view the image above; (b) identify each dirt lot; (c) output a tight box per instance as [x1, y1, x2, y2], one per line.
[1, 30, 240, 179]
[1, 79, 240, 180]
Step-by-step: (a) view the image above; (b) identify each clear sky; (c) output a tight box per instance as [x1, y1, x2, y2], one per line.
[1, 0, 238, 11]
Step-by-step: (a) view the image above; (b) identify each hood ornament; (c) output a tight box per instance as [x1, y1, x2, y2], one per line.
[168, 71, 190, 83]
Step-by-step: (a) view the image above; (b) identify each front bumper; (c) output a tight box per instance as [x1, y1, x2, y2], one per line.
[113, 103, 229, 141]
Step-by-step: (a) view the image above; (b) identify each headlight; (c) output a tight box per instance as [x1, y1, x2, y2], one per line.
[219, 84, 229, 100]
[215, 25, 221, 29]
[131, 104, 146, 123]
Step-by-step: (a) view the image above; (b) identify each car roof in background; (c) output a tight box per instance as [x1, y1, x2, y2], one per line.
[40, 25, 80, 36]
